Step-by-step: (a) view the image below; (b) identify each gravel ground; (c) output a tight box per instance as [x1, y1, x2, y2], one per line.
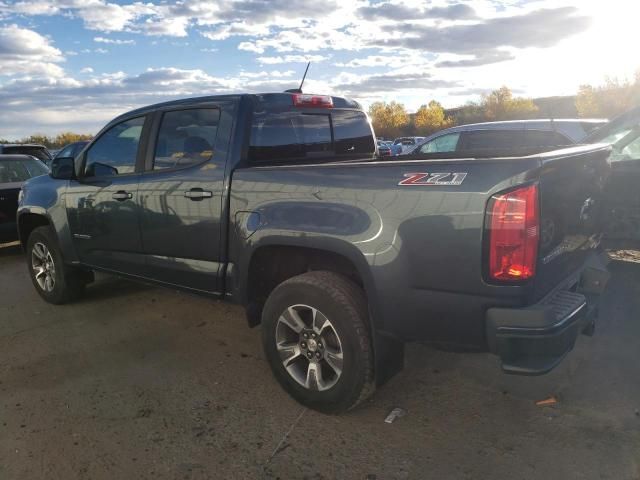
[0, 242, 639, 480]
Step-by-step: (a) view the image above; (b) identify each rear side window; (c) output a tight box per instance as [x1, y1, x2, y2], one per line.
[153, 108, 220, 170]
[419, 133, 460, 153]
[249, 110, 373, 163]
[522, 130, 571, 148]
[460, 130, 519, 150]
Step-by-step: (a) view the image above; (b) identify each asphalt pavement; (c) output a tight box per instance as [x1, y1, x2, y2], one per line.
[0, 242, 638, 479]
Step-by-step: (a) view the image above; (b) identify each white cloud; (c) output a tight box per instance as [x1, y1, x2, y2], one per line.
[257, 54, 329, 65]
[0, 24, 64, 76]
[1, 0, 639, 136]
[80, 67, 94, 73]
[94, 36, 135, 45]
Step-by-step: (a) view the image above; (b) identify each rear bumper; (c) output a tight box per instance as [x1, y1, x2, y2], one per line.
[486, 253, 610, 375]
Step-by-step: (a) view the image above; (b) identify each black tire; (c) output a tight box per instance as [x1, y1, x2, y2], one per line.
[262, 271, 375, 414]
[26, 226, 87, 304]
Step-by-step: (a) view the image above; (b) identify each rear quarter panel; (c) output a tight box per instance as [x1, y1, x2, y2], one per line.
[229, 157, 544, 348]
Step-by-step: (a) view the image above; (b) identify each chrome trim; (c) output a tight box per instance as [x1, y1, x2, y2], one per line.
[497, 300, 587, 333]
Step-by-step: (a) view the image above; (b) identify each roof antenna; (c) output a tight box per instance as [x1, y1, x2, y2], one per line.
[285, 61, 310, 94]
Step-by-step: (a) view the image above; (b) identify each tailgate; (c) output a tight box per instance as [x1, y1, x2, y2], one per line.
[532, 145, 611, 301]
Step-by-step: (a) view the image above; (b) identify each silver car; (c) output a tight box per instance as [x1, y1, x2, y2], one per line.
[406, 119, 608, 156]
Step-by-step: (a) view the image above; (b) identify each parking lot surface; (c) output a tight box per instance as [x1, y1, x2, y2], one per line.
[1, 242, 639, 479]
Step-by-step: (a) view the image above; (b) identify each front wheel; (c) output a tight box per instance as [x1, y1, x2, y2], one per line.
[27, 226, 88, 304]
[261, 271, 375, 413]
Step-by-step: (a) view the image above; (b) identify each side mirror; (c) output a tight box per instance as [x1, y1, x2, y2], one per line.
[50, 156, 76, 180]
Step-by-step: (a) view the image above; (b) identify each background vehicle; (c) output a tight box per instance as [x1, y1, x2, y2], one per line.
[0, 144, 52, 164]
[53, 141, 90, 163]
[393, 136, 425, 154]
[377, 140, 392, 157]
[384, 140, 402, 155]
[585, 107, 640, 240]
[406, 119, 607, 157]
[0, 155, 49, 243]
[18, 92, 610, 413]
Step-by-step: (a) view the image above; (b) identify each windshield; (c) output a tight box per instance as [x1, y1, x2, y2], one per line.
[0, 157, 49, 183]
[586, 107, 640, 144]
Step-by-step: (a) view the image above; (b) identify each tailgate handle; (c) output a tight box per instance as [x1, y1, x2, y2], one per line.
[184, 188, 213, 200]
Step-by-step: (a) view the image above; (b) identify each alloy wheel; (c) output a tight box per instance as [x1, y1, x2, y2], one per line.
[31, 242, 56, 292]
[275, 304, 344, 391]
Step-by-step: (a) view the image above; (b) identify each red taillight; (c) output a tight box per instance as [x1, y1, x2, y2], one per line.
[292, 94, 333, 108]
[487, 183, 539, 282]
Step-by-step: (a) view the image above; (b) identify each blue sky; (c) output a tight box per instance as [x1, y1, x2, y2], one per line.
[0, 0, 638, 138]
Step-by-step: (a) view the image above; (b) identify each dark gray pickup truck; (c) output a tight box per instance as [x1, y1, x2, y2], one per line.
[18, 92, 610, 413]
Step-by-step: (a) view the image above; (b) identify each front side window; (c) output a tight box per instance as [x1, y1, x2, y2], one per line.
[84, 116, 145, 177]
[153, 108, 220, 170]
[420, 133, 460, 153]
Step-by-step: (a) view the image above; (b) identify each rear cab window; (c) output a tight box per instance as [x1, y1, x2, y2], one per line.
[249, 107, 375, 163]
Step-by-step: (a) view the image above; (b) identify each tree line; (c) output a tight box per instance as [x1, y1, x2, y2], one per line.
[2, 74, 639, 145]
[370, 74, 640, 139]
[0, 132, 93, 149]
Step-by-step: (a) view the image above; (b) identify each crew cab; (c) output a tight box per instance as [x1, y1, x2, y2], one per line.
[18, 92, 610, 413]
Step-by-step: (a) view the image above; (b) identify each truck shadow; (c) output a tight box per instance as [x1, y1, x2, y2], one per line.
[80, 274, 155, 302]
[0, 242, 22, 258]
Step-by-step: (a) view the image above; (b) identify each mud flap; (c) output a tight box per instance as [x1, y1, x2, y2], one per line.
[373, 331, 405, 387]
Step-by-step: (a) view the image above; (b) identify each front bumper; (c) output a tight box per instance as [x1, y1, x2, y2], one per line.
[486, 255, 610, 375]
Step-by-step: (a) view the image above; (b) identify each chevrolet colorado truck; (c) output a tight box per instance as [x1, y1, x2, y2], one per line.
[18, 92, 610, 413]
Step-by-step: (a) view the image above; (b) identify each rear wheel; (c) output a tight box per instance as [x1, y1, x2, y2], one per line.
[262, 271, 375, 413]
[27, 226, 88, 304]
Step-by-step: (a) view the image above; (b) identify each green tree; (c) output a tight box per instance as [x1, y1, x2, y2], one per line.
[368, 101, 409, 139]
[481, 86, 539, 121]
[576, 73, 640, 118]
[53, 132, 93, 148]
[414, 100, 454, 134]
[21, 134, 53, 147]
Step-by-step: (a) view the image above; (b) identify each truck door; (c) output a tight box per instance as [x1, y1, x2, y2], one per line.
[66, 115, 148, 275]
[136, 103, 234, 294]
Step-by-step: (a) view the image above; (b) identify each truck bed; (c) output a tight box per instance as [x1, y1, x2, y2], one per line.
[228, 144, 611, 349]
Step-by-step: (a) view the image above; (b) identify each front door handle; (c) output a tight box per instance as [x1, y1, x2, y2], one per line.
[184, 188, 213, 200]
[112, 191, 133, 201]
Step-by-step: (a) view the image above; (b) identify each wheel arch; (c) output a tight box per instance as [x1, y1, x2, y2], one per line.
[239, 238, 404, 387]
[17, 211, 51, 250]
[239, 238, 376, 325]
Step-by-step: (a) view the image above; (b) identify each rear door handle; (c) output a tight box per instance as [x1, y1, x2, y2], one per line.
[184, 189, 213, 200]
[112, 191, 132, 201]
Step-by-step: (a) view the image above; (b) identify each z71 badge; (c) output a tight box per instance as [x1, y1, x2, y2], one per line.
[398, 172, 467, 186]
